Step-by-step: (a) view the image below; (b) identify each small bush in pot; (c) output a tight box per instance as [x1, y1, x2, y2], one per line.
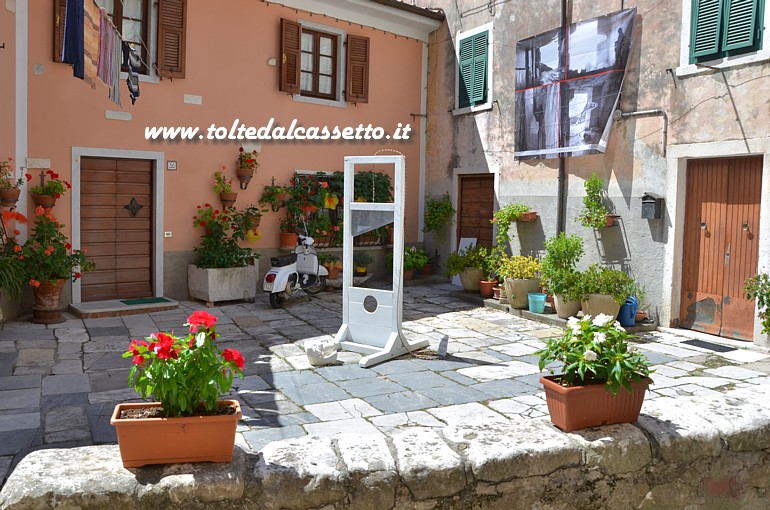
[745, 273, 770, 334]
[491, 202, 529, 246]
[577, 173, 612, 229]
[403, 247, 430, 272]
[423, 194, 455, 240]
[497, 254, 540, 280]
[444, 244, 488, 277]
[541, 233, 583, 299]
[576, 264, 636, 304]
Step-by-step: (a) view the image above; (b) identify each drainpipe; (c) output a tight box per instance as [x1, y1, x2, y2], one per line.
[614, 109, 668, 157]
[556, 0, 570, 234]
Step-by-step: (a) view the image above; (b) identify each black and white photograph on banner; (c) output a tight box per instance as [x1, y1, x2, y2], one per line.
[514, 8, 636, 160]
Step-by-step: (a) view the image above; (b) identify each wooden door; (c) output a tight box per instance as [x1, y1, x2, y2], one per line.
[680, 156, 762, 340]
[457, 174, 494, 247]
[80, 157, 153, 301]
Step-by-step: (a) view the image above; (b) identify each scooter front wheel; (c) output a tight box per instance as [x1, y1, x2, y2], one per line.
[304, 276, 327, 295]
[269, 292, 287, 308]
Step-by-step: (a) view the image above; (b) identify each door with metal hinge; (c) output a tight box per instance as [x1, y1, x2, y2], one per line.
[679, 156, 761, 340]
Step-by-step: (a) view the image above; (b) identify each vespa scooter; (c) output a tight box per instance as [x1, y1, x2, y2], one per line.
[263, 234, 328, 308]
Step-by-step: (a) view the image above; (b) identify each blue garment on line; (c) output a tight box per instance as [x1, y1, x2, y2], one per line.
[62, 0, 85, 79]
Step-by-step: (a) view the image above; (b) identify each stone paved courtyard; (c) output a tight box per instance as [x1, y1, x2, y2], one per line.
[1, 282, 770, 488]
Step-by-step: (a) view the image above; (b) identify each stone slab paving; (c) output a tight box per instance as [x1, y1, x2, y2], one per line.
[1, 282, 769, 489]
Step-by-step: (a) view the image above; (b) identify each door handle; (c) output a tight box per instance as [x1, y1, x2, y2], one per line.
[724, 243, 730, 265]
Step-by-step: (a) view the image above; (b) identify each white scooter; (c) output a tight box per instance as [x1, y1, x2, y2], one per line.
[263, 234, 328, 308]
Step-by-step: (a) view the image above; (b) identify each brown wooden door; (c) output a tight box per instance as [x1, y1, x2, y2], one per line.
[680, 156, 762, 340]
[80, 157, 153, 301]
[457, 174, 494, 247]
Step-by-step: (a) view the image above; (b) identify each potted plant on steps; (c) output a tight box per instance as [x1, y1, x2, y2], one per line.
[541, 233, 584, 318]
[403, 247, 429, 280]
[8, 206, 95, 323]
[576, 264, 636, 319]
[536, 314, 654, 432]
[353, 252, 373, 276]
[29, 170, 71, 210]
[444, 244, 488, 292]
[498, 254, 541, 309]
[112, 311, 245, 467]
[189, 203, 263, 306]
[213, 169, 237, 209]
[577, 173, 619, 229]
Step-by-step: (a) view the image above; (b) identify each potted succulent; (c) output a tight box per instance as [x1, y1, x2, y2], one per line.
[444, 244, 488, 292]
[112, 311, 244, 467]
[745, 273, 770, 335]
[423, 194, 455, 241]
[28, 169, 71, 210]
[491, 202, 533, 247]
[0, 157, 31, 208]
[235, 147, 259, 189]
[7, 207, 95, 323]
[575, 264, 636, 319]
[577, 173, 618, 229]
[536, 313, 653, 432]
[353, 252, 373, 276]
[498, 254, 541, 309]
[213, 169, 237, 209]
[541, 233, 584, 318]
[189, 202, 263, 306]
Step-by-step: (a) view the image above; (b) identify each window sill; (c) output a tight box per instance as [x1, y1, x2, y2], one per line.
[120, 71, 161, 84]
[676, 50, 770, 77]
[452, 102, 493, 116]
[293, 94, 347, 109]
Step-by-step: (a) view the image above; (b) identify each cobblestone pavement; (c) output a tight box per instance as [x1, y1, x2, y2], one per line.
[1, 282, 769, 486]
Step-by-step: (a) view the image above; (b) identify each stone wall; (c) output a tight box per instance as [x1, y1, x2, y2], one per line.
[2, 385, 769, 509]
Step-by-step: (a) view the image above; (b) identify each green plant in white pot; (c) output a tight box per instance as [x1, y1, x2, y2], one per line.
[541, 233, 584, 318]
[444, 245, 488, 292]
[576, 264, 636, 319]
[498, 254, 541, 309]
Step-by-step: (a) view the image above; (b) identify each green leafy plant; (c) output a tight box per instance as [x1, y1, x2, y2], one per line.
[492, 202, 530, 246]
[575, 264, 636, 304]
[29, 170, 71, 197]
[745, 273, 770, 334]
[444, 244, 488, 277]
[123, 311, 245, 417]
[212, 169, 233, 194]
[423, 194, 455, 239]
[497, 254, 541, 280]
[8, 207, 94, 286]
[541, 233, 584, 299]
[403, 246, 430, 271]
[259, 184, 290, 212]
[577, 173, 611, 229]
[353, 252, 373, 267]
[192, 203, 263, 268]
[536, 314, 653, 395]
[353, 171, 393, 203]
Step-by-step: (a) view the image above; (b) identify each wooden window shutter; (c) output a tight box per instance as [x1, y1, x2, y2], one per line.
[722, 0, 759, 51]
[346, 34, 370, 103]
[691, 0, 724, 59]
[53, 0, 68, 63]
[280, 19, 301, 94]
[458, 36, 474, 108]
[158, 0, 187, 78]
[471, 32, 488, 104]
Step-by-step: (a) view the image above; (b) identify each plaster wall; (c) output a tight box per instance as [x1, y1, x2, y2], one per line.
[416, 0, 770, 341]
[0, 3, 14, 160]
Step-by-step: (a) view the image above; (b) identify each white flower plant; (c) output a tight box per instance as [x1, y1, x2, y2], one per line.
[536, 314, 653, 395]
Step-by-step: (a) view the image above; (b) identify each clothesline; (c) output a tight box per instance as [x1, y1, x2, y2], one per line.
[92, 0, 156, 75]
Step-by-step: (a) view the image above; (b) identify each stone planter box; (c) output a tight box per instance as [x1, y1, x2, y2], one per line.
[188, 264, 259, 306]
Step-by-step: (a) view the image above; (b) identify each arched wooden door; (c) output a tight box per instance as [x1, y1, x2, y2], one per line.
[679, 156, 762, 341]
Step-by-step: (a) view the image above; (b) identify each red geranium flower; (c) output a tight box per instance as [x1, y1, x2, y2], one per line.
[187, 310, 218, 333]
[223, 348, 245, 369]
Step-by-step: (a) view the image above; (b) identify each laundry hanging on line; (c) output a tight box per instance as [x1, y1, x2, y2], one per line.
[123, 42, 141, 105]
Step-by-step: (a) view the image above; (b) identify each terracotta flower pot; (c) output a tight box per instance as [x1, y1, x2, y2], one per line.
[540, 376, 651, 432]
[518, 211, 538, 222]
[235, 167, 254, 189]
[404, 268, 415, 281]
[479, 279, 498, 298]
[420, 263, 433, 275]
[0, 188, 21, 208]
[31, 278, 67, 324]
[280, 231, 298, 249]
[605, 214, 620, 227]
[327, 266, 340, 280]
[110, 400, 242, 468]
[31, 193, 57, 211]
[219, 192, 238, 209]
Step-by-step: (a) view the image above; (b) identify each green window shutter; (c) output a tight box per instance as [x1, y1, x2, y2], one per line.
[471, 32, 488, 104]
[722, 0, 759, 51]
[458, 36, 474, 108]
[691, 0, 724, 59]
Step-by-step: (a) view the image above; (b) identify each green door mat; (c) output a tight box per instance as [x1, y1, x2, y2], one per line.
[120, 297, 172, 305]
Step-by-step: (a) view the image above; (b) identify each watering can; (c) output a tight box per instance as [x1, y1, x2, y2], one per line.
[617, 296, 638, 327]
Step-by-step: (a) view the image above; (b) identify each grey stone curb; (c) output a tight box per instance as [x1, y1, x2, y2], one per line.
[3, 384, 770, 509]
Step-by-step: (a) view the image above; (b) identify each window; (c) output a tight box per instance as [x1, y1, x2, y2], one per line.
[454, 23, 493, 113]
[690, 0, 764, 63]
[280, 19, 370, 104]
[53, 0, 187, 78]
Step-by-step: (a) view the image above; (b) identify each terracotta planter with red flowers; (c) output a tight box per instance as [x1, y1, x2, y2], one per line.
[0, 188, 21, 208]
[30, 278, 67, 324]
[31, 194, 57, 211]
[111, 400, 242, 467]
[235, 147, 260, 189]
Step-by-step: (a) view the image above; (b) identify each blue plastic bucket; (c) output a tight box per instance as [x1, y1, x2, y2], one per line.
[528, 292, 547, 313]
[617, 296, 638, 327]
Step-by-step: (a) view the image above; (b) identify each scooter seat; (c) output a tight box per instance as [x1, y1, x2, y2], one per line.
[270, 253, 297, 267]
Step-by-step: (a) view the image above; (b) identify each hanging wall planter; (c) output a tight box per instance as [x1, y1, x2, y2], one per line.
[219, 192, 238, 209]
[0, 188, 21, 208]
[31, 194, 57, 211]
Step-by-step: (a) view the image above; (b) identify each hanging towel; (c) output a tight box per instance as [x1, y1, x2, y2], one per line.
[122, 42, 141, 105]
[97, 7, 112, 86]
[109, 27, 122, 105]
[62, 0, 85, 79]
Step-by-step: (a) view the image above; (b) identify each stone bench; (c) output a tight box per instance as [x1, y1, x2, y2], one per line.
[2, 384, 770, 509]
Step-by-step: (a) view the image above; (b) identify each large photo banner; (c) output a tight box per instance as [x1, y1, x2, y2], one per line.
[514, 8, 636, 160]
